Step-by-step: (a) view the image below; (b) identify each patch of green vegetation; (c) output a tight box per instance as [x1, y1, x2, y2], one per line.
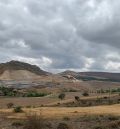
[58, 93, 66, 100]
[26, 92, 48, 97]
[0, 86, 17, 96]
[14, 106, 23, 113]
[111, 88, 120, 93]
[0, 85, 50, 97]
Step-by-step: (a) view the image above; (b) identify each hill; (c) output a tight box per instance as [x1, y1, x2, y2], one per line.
[0, 60, 49, 80]
[59, 71, 120, 82]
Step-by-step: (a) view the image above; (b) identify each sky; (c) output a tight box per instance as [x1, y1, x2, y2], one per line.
[0, 0, 120, 73]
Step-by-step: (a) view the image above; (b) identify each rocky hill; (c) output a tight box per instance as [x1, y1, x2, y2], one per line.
[0, 61, 49, 80]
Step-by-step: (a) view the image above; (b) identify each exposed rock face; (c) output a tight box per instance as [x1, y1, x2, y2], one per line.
[0, 60, 49, 80]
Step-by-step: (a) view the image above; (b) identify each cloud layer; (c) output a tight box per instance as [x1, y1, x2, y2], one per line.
[0, 0, 120, 73]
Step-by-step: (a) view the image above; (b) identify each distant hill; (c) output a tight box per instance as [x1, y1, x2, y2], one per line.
[79, 72, 120, 80]
[59, 70, 79, 77]
[0, 61, 49, 80]
[59, 71, 120, 82]
[1, 61, 120, 82]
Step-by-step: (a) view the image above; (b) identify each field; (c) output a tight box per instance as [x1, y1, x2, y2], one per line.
[0, 104, 120, 118]
[0, 104, 120, 129]
[0, 80, 120, 129]
[0, 92, 119, 108]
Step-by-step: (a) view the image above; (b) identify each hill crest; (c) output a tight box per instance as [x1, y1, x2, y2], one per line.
[0, 60, 49, 76]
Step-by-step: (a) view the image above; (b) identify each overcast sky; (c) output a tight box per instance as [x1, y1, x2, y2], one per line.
[0, 0, 120, 73]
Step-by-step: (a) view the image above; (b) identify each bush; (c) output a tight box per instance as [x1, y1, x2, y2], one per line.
[14, 106, 23, 113]
[103, 96, 108, 99]
[75, 96, 80, 101]
[69, 89, 77, 92]
[7, 103, 14, 108]
[0, 86, 18, 96]
[63, 116, 70, 121]
[82, 91, 89, 97]
[108, 115, 119, 121]
[23, 113, 51, 129]
[57, 103, 60, 105]
[58, 93, 65, 100]
[57, 123, 69, 129]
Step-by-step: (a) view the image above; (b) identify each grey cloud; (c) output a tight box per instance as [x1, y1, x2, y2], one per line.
[0, 0, 120, 72]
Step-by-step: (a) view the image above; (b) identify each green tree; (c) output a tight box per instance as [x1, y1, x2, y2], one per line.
[58, 93, 65, 100]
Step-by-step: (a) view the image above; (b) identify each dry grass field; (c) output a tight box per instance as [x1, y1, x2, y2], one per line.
[0, 79, 120, 129]
[0, 88, 120, 129]
[0, 104, 120, 129]
[0, 104, 119, 119]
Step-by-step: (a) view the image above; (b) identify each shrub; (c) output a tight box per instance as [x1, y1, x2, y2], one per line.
[0, 86, 18, 96]
[103, 96, 108, 99]
[63, 116, 70, 121]
[7, 102, 14, 108]
[14, 106, 23, 113]
[75, 96, 80, 101]
[57, 123, 69, 129]
[58, 93, 65, 100]
[74, 111, 78, 113]
[69, 89, 77, 92]
[82, 91, 89, 96]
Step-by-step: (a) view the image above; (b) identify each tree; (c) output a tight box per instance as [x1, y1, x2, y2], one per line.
[75, 96, 80, 101]
[58, 93, 65, 100]
[7, 103, 14, 108]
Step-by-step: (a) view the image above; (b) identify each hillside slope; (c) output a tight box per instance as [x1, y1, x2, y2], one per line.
[0, 60, 49, 80]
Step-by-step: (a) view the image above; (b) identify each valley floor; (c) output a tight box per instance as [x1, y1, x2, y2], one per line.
[0, 104, 120, 129]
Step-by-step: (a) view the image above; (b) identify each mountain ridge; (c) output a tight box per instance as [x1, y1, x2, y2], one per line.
[59, 70, 120, 81]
